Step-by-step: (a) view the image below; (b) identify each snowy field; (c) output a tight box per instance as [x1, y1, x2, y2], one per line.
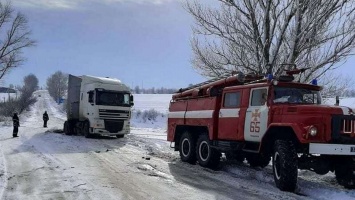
[0, 91, 355, 199]
[0, 93, 18, 102]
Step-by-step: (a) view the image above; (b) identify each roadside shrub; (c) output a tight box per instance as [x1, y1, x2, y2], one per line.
[142, 109, 159, 122]
[136, 109, 142, 118]
[0, 100, 20, 116]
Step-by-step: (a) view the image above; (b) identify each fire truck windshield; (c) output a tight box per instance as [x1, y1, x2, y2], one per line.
[96, 91, 131, 107]
[273, 86, 321, 104]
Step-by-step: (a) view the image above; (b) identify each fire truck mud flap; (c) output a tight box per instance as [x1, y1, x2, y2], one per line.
[309, 143, 355, 155]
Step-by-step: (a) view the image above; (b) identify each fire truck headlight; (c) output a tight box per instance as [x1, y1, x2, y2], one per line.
[309, 126, 318, 136]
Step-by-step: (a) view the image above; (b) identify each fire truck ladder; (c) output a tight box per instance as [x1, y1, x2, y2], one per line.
[177, 75, 230, 93]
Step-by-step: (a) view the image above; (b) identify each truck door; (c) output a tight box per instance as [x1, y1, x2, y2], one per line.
[85, 90, 95, 118]
[218, 90, 242, 140]
[244, 87, 269, 142]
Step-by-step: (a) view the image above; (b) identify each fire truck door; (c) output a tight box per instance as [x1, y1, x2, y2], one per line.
[244, 88, 269, 142]
[218, 91, 242, 140]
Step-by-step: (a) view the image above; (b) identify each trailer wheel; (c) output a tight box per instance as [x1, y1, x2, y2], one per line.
[246, 154, 270, 168]
[272, 140, 298, 192]
[196, 134, 221, 169]
[63, 121, 72, 135]
[179, 132, 196, 164]
[83, 121, 91, 138]
[335, 159, 355, 189]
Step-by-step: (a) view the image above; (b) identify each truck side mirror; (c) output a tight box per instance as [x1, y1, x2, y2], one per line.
[130, 94, 134, 107]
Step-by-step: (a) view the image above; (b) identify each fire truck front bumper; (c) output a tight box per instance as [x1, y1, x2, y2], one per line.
[309, 143, 355, 155]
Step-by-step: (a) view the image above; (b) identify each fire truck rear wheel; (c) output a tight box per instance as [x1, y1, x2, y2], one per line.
[196, 134, 221, 169]
[179, 132, 196, 164]
[272, 140, 298, 192]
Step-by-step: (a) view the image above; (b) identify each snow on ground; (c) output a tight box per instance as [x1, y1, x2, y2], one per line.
[323, 97, 355, 108]
[1, 91, 355, 199]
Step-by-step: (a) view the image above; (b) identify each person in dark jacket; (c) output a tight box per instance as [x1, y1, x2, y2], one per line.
[12, 113, 19, 137]
[43, 111, 49, 128]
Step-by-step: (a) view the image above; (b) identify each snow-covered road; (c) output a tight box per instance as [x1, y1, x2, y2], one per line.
[0, 91, 355, 200]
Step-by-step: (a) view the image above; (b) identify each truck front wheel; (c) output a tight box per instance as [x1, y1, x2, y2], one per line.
[83, 121, 91, 138]
[196, 134, 221, 169]
[179, 132, 196, 164]
[272, 140, 298, 192]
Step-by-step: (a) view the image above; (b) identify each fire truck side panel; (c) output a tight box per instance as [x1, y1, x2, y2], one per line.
[218, 89, 245, 141]
[167, 100, 188, 141]
[185, 97, 219, 139]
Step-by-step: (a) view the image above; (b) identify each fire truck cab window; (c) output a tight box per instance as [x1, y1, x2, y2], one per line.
[224, 92, 241, 108]
[251, 88, 267, 106]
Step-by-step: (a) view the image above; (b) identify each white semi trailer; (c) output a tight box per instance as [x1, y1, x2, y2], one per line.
[63, 74, 134, 138]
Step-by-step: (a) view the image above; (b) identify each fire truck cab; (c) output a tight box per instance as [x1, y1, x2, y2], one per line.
[168, 71, 355, 191]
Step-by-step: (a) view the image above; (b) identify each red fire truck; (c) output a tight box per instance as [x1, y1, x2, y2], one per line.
[167, 69, 355, 191]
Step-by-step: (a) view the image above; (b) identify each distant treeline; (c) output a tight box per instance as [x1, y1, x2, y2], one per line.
[133, 86, 177, 94]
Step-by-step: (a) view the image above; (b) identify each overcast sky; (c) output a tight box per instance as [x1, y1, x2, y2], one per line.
[3, 0, 208, 89]
[3, 0, 355, 89]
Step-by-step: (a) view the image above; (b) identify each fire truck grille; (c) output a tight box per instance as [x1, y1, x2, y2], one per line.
[104, 120, 124, 133]
[332, 115, 355, 144]
[341, 119, 355, 134]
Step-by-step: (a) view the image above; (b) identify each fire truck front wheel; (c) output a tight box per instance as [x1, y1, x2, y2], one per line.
[196, 134, 221, 169]
[272, 140, 298, 192]
[334, 158, 355, 189]
[179, 132, 196, 164]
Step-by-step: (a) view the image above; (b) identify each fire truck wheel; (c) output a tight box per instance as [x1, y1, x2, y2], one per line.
[83, 121, 91, 138]
[179, 132, 196, 164]
[246, 154, 270, 168]
[335, 160, 355, 189]
[272, 140, 298, 192]
[196, 134, 221, 169]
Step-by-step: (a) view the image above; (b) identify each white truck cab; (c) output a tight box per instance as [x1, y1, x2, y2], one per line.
[64, 75, 134, 138]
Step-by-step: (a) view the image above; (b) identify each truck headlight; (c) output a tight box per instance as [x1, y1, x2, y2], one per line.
[309, 126, 318, 136]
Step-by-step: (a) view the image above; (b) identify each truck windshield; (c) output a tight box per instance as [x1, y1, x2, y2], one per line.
[96, 91, 130, 107]
[273, 86, 321, 104]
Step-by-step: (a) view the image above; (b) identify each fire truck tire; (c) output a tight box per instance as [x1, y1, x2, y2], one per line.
[83, 121, 91, 138]
[272, 140, 298, 192]
[179, 132, 197, 164]
[196, 134, 221, 169]
[246, 154, 270, 168]
[335, 160, 355, 189]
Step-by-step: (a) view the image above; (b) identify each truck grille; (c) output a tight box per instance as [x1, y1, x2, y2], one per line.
[332, 115, 355, 144]
[104, 120, 124, 133]
[341, 119, 355, 134]
[99, 109, 130, 120]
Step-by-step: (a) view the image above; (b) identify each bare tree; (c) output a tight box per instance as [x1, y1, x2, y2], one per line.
[22, 73, 38, 93]
[0, 2, 35, 80]
[187, 0, 355, 82]
[46, 71, 68, 102]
